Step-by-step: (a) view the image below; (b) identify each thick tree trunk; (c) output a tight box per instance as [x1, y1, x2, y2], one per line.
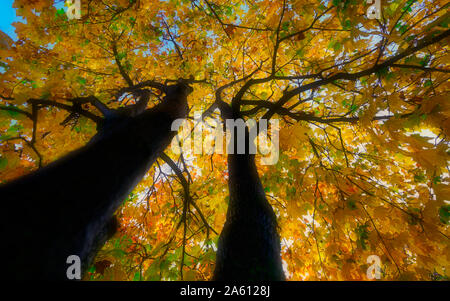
[213, 116, 285, 281]
[0, 83, 190, 280]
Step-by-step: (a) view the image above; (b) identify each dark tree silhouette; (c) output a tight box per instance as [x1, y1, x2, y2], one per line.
[0, 82, 191, 280]
[212, 105, 285, 280]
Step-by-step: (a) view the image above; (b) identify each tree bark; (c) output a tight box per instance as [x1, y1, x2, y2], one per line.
[0, 83, 190, 280]
[213, 113, 285, 281]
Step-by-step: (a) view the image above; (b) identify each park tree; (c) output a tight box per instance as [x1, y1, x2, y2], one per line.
[0, 0, 449, 280]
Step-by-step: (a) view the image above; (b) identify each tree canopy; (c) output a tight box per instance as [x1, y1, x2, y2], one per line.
[0, 0, 449, 280]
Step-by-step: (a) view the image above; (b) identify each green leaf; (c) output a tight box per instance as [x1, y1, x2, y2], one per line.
[77, 76, 87, 85]
[56, 8, 66, 17]
[376, 66, 389, 77]
[7, 123, 24, 135]
[432, 176, 441, 184]
[439, 205, 450, 225]
[419, 54, 430, 67]
[342, 19, 352, 30]
[124, 61, 132, 71]
[224, 6, 233, 16]
[0, 157, 7, 170]
[424, 80, 432, 87]
[355, 224, 369, 250]
[117, 52, 127, 60]
[414, 173, 425, 183]
[399, 24, 408, 34]
[347, 199, 357, 210]
[405, 34, 416, 42]
[296, 49, 305, 57]
[333, 42, 342, 51]
[1, 106, 20, 118]
[0, 134, 12, 141]
[132, 272, 141, 281]
[350, 104, 358, 112]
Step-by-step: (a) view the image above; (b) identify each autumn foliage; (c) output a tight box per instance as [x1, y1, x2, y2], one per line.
[0, 0, 449, 280]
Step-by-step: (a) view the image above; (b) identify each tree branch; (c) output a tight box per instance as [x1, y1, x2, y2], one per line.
[160, 153, 217, 237]
[112, 41, 134, 87]
[391, 63, 450, 73]
[28, 98, 103, 124]
[2, 136, 43, 168]
[263, 29, 450, 120]
[0, 105, 33, 119]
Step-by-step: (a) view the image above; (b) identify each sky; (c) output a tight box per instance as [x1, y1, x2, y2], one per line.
[0, 0, 66, 41]
[0, 0, 19, 40]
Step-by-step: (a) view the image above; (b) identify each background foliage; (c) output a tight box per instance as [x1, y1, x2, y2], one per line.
[0, 0, 449, 280]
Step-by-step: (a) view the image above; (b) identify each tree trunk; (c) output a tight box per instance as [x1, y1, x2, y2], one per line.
[0, 83, 190, 280]
[213, 115, 285, 281]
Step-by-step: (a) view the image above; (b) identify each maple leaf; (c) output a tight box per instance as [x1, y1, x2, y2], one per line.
[1, 0, 449, 282]
[295, 31, 306, 41]
[224, 25, 237, 37]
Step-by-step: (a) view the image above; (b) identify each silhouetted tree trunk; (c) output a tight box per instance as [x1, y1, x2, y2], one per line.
[213, 109, 285, 280]
[0, 83, 191, 280]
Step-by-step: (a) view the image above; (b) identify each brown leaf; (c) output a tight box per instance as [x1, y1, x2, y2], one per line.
[295, 31, 305, 41]
[94, 260, 112, 275]
[224, 25, 236, 36]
